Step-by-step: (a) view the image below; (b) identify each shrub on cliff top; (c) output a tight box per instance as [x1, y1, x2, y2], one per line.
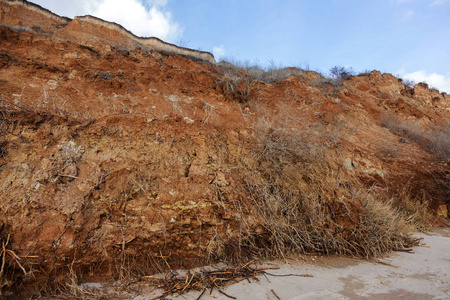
[328, 65, 355, 82]
[215, 59, 304, 102]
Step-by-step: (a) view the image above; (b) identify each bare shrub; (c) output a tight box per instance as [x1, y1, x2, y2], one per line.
[215, 59, 304, 102]
[382, 113, 449, 162]
[309, 66, 354, 98]
[261, 60, 303, 83]
[428, 122, 450, 162]
[433, 173, 450, 206]
[380, 112, 425, 143]
[264, 67, 303, 83]
[215, 60, 253, 102]
[329, 66, 354, 82]
[399, 78, 415, 88]
[355, 191, 415, 256]
[240, 109, 416, 258]
[357, 69, 373, 76]
[394, 191, 433, 232]
[377, 142, 398, 159]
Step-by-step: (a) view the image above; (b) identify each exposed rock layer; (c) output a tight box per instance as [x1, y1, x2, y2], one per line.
[0, 0, 215, 63]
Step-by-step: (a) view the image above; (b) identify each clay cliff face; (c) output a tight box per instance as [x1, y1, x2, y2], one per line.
[0, 0, 215, 63]
[0, 0, 449, 297]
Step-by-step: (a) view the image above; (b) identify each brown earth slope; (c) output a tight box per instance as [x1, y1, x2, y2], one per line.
[0, 0, 449, 297]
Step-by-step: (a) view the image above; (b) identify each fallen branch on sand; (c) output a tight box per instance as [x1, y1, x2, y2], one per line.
[141, 259, 314, 300]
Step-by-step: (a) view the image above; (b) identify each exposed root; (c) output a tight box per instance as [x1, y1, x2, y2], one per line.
[142, 259, 313, 299]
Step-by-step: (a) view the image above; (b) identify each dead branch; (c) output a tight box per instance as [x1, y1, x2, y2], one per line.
[143, 261, 313, 299]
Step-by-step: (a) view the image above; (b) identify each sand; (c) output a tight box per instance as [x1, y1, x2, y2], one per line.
[81, 228, 450, 299]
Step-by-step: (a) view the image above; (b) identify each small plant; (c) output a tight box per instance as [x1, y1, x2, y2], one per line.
[167, 94, 181, 116]
[215, 59, 304, 102]
[201, 101, 216, 125]
[328, 66, 355, 82]
[215, 60, 254, 102]
[309, 66, 354, 97]
[261, 60, 303, 83]
[357, 69, 373, 76]
[401, 78, 415, 88]
[377, 142, 398, 159]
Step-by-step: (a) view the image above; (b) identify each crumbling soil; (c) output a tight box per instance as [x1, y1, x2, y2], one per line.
[0, 2, 449, 297]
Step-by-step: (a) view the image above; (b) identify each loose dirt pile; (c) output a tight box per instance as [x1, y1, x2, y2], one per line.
[0, 1, 449, 298]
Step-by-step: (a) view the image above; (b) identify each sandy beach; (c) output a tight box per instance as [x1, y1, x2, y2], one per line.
[80, 228, 450, 299]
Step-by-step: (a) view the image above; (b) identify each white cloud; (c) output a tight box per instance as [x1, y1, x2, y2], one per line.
[148, 0, 169, 6]
[89, 0, 181, 42]
[430, 0, 449, 6]
[32, 0, 182, 42]
[33, 0, 88, 16]
[213, 45, 226, 60]
[401, 10, 414, 20]
[398, 70, 450, 93]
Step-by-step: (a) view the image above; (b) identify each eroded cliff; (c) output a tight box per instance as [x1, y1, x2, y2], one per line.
[0, 0, 449, 297]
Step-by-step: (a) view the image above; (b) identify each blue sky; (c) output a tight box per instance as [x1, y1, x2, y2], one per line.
[32, 0, 450, 92]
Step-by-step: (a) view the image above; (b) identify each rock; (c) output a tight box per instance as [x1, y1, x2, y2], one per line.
[437, 205, 448, 218]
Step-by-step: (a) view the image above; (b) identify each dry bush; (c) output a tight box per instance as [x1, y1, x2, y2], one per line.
[239, 109, 417, 258]
[393, 191, 433, 232]
[380, 112, 425, 143]
[428, 122, 450, 162]
[328, 66, 354, 82]
[434, 174, 450, 206]
[259, 60, 303, 83]
[382, 113, 450, 162]
[402, 78, 415, 88]
[377, 142, 398, 159]
[354, 191, 415, 256]
[215, 59, 304, 102]
[309, 75, 344, 98]
[311, 65, 355, 96]
[215, 61, 253, 102]
[262, 67, 303, 83]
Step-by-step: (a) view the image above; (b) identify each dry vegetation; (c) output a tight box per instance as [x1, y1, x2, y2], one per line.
[0, 81, 440, 298]
[234, 109, 423, 259]
[428, 122, 450, 162]
[0, 26, 447, 297]
[381, 112, 450, 163]
[215, 59, 304, 102]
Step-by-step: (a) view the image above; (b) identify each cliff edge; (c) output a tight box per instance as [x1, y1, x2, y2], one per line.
[0, 0, 216, 63]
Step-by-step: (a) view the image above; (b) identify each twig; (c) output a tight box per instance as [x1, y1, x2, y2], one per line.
[7, 249, 27, 275]
[393, 248, 414, 253]
[241, 258, 258, 268]
[181, 268, 197, 292]
[60, 175, 79, 179]
[143, 261, 313, 299]
[271, 289, 281, 300]
[94, 171, 113, 188]
[216, 287, 236, 299]
[159, 251, 172, 271]
[375, 260, 397, 268]
[0, 235, 8, 284]
[263, 272, 314, 277]
[196, 288, 207, 300]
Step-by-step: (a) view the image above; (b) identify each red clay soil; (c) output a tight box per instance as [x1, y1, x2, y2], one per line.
[0, 1, 449, 297]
